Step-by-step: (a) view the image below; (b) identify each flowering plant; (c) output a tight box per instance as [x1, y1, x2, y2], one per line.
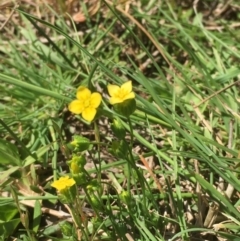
[68, 87, 102, 122]
[51, 176, 76, 203]
[107, 81, 136, 117]
[51, 176, 76, 193]
[107, 81, 135, 105]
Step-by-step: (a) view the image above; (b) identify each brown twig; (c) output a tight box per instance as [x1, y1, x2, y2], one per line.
[105, 0, 172, 69]
[194, 80, 240, 108]
[139, 155, 164, 194]
[0, 2, 19, 31]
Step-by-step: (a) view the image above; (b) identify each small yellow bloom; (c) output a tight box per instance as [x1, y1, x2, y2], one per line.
[107, 81, 135, 105]
[68, 87, 102, 122]
[51, 176, 76, 192]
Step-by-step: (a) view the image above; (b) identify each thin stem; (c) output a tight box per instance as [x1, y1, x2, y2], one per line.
[69, 202, 88, 241]
[94, 121, 102, 182]
[127, 117, 134, 149]
[127, 117, 147, 209]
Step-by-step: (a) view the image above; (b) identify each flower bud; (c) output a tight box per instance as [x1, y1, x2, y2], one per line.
[119, 190, 131, 204]
[87, 180, 100, 193]
[89, 194, 102, 209]
[68, 155, 86, 173]
[70, 135, 91, 152]
[109, 140, 128, 159]
[72, 172, 87, 186]
[114, 99, 136, 117]
[59, 221, 73, 237]
[111, 118, 126, 139]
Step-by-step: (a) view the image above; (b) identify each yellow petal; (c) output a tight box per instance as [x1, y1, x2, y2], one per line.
[122, 92, 135, 101]
[109, 97, 123, 105]
[68, 100, 84, 114]
[51, 177, 66, 190]
[82, 107, 97, 122]
[66, 178, 76, 187]
[76, 87, 91, 101]
[61, 176, 70, 181]
[51, 181, 59, 189]
[52, 184, 64, 191]
[107, 84, 120, 97]
[90, 92, 102, 108]
[51, 176, 75, 191]
[121, 81, 132, 94]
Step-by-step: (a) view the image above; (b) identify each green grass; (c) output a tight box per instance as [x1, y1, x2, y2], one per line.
[1, 1, 240, 240]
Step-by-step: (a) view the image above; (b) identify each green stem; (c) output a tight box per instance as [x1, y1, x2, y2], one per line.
[94, 121, 101, 182]
[127, 117, 134, 149]
[69, 204, 88, 240]
[84, 187, 101, 219]
[126, 117, 134, 197]
[127, 117, 147, 209]
[48, 119, 58, 180]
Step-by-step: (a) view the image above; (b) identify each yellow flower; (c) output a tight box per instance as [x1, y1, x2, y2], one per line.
[68, 87, 102, 122]
[107, 81, 135, 105]
[51, 176, 76, 193]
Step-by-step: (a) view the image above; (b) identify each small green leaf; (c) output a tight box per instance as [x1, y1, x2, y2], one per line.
[32, 200, 41, 233]
[0, 203, 20, 238]
[0, 218, 20, 237]
[0, 139, 21, 166]
[0, 166, 19, 183]
[0, 204, 18, 222]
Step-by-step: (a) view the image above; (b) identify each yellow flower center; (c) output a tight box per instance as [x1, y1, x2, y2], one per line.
[83, 99, 90, 108]
[117, 89, 128, 100]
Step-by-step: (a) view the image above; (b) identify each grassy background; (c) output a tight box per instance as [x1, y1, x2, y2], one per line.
[1, 0, 240, 240]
